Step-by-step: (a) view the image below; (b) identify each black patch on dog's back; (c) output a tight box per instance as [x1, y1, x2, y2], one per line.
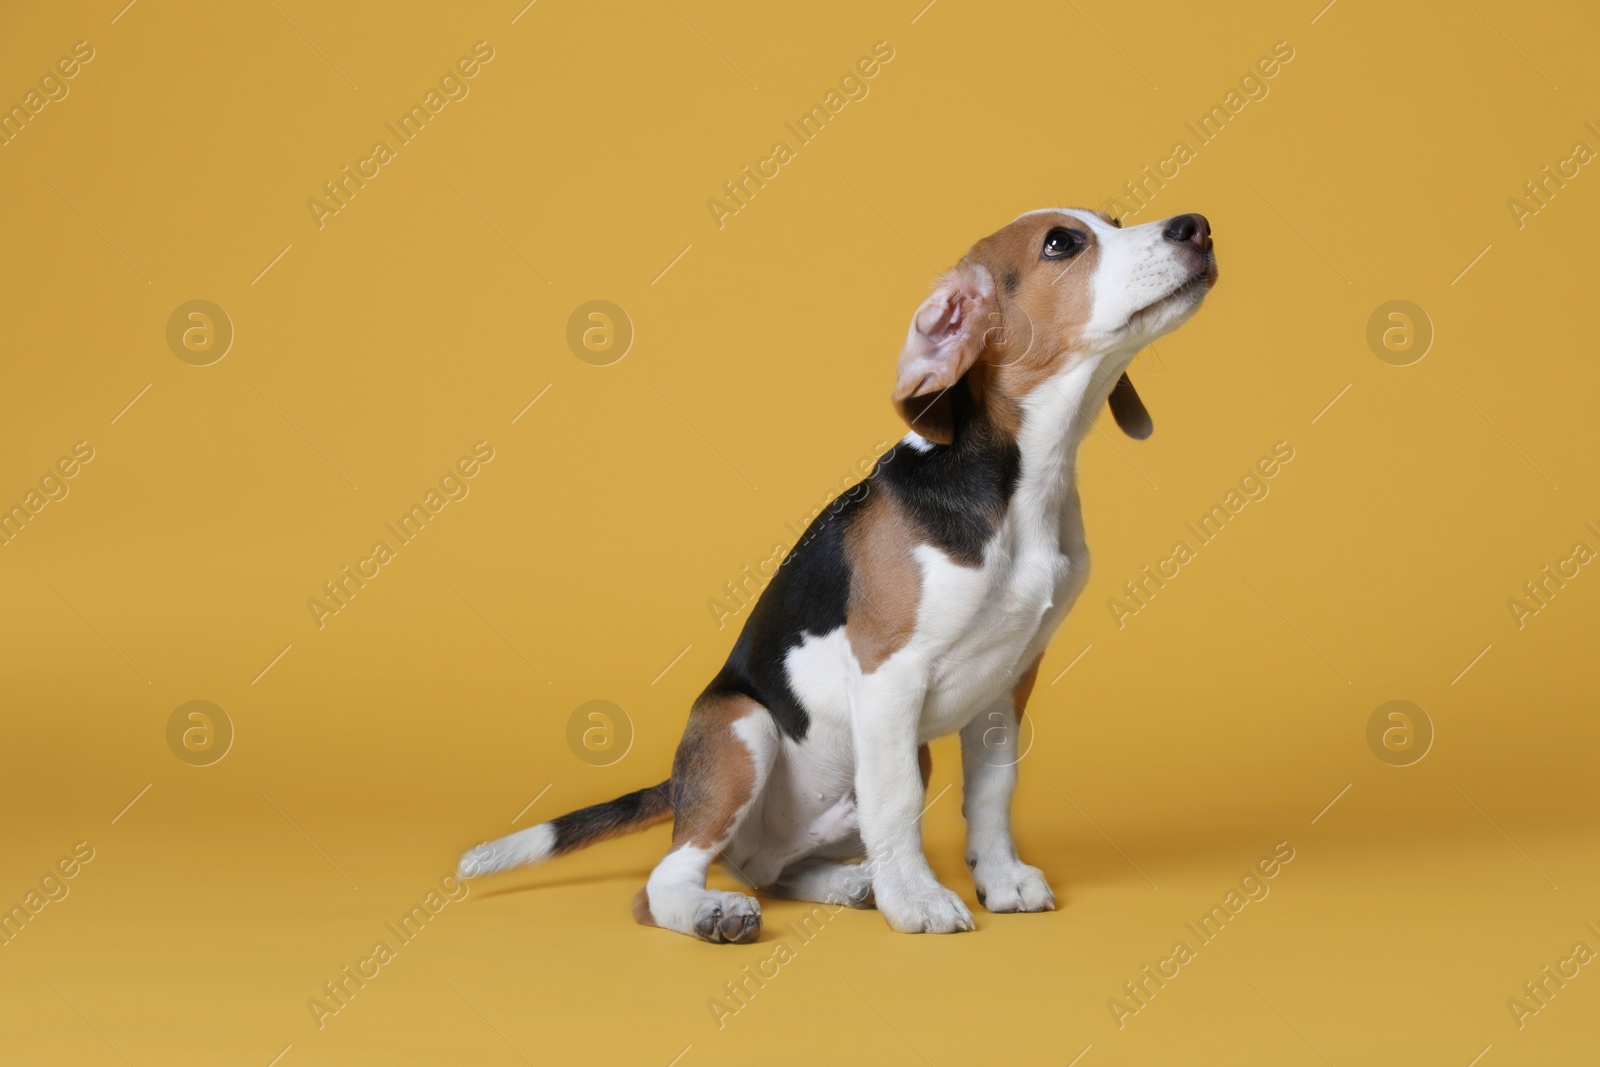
[701, 381, 1020, 741]
[702, 487, 866, 740]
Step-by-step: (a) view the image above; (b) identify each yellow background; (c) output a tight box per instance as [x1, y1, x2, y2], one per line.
[3, 1, 1598, 1063]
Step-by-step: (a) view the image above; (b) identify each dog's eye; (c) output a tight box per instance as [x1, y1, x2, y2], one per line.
[1042, 228, 1084, 259]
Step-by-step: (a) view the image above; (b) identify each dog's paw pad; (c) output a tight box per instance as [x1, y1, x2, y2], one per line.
[692, 892, 762, 944]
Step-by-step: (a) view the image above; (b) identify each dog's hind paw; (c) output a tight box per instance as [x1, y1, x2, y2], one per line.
[692, 891, 763, 944]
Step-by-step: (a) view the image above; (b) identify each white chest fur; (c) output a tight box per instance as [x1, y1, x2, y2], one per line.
[911, 357, 1120, 737]
[784, 357, 1130, 750]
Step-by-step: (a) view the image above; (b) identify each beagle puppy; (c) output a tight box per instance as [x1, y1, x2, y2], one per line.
[460, 208, 1217, 941]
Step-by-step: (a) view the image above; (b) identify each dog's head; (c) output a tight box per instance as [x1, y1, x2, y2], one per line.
[893, 209, 1217, 444]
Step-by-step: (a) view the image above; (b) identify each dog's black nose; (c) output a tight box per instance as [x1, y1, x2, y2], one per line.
[1163, 213, 1211, 252]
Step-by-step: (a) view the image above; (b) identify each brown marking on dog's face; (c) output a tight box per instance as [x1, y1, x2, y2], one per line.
[1010, 654, 1042, 723]
[631, 886, 657, 927]
[894, 212, 1103, 443]
[894, 207, 1220, 444]
[669, 692, 761, 849]
[967, 212, 1103, 420]
[843, 490, 922, 674]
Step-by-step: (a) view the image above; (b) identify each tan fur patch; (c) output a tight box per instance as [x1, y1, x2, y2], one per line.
[631, 887, 657, 927]
[1011, 654, 1042, 723]
[928, 212, 1103, 439]
[669, 692, 761, 849]
[844, 490, 923, 674]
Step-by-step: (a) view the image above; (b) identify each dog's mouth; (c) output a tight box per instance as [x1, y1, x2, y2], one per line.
[1129, 265, 1216, 326]
[1155, 267, 1215, 310]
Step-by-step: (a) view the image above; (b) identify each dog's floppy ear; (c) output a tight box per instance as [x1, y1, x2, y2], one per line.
[1108, 372, 1153, 439]
[892, 262, 996, 445]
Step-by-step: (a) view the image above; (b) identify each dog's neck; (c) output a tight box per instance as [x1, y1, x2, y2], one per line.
[1010, 345, 1142, 527]
[883, 345, 1140, 563]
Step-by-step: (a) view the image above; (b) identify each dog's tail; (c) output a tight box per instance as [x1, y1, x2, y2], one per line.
[457, 780, 673, 879]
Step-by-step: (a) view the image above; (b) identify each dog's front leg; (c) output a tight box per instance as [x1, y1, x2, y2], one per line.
[959, 698, 1055, 913]
[852, 674, 974, 933]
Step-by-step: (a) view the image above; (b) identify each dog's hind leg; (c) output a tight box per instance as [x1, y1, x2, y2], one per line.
[763, 741, 930, 908]
[633, 693, 778, 944]
[768, 857, 875, 909]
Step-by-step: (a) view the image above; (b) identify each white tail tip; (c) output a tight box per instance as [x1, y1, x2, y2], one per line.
[458, 823, 556, 878]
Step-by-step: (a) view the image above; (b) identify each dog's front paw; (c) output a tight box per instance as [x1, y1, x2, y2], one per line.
[972, 860, 1055, 913]
[876, 881, 975, 934]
